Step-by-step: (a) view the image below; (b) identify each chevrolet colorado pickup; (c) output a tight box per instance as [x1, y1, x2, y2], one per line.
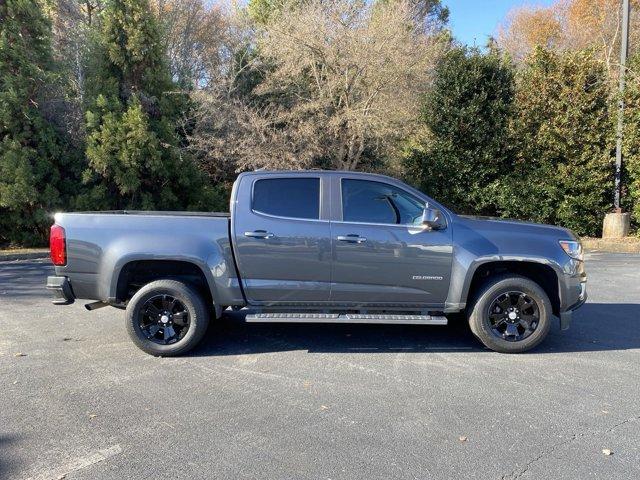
[46, 170, 587, 355]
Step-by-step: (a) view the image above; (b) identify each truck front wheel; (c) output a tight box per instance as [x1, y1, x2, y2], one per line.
[468, 275, 552, 353]
[125, 279, 210, 356]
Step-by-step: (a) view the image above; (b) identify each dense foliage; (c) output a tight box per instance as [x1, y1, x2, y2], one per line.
[624, 54, 640, 226]
[404, 47, 515, 216]
[498, 49, 613, 236]
[2, 0, 640, 246]
[81, 0, 219, 211]
[0, 0, 78, 245]
[405, 47, 615, 237]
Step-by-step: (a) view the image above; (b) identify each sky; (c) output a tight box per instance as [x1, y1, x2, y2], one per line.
[446, 0, 555, 47]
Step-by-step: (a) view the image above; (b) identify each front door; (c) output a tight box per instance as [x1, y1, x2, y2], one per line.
[232, 175, 331, 305]
[330, 178, 453, 307]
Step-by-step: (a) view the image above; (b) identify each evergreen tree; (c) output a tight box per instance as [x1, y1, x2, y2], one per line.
[499, 48, 612, 236]
[82, 0, 217, 211]
[404, 47, 515, 215]
[623, 53, 640, 230]
[0, 0, 72, 245]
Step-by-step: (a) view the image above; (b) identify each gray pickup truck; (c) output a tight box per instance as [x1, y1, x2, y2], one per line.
[47, 170, 587, 355]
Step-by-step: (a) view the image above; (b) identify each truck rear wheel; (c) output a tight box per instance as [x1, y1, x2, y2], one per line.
[467, 275, 551, 353]
[125, 279, 210, 356]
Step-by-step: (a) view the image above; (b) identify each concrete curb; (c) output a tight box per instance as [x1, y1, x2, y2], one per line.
[582, 237, 640, 254]
[0, 250, 49, 262]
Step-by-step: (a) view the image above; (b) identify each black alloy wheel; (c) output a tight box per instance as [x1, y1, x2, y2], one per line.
[467, 274, 552, 353]
[125, 279, 210, 356]
[139, 294, 191, 345]
[487, 291, 540, 342]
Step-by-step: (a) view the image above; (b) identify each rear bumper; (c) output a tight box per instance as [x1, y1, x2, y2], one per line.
[46, 276, 75, 305]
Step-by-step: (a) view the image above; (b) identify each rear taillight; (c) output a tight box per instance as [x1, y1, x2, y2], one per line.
[50, 224, 66, 266]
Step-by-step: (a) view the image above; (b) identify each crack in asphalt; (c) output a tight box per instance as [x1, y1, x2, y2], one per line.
[500, 415, 640, 480]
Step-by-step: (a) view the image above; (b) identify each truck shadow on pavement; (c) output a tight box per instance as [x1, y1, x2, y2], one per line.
[192, 302, 640, 356]
[0, 435, 21, 478]
[2, 261, 636, 354]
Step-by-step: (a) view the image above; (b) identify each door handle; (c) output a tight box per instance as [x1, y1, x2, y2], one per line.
[244, 230, 274, 239]
[337, 235, 367, 244]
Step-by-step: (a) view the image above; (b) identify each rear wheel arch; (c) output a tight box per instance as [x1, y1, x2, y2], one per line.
[114, 259, 221, 317]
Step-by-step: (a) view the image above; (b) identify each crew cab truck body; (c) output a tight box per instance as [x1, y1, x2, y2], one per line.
[47, 171, 587, 355]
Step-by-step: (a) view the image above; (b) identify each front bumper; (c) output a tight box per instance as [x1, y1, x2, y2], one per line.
[46, 276, 75, 305]
[559, 280, 587, 330]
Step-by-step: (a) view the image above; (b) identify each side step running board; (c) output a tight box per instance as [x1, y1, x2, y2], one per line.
[244, 312, 447, 325]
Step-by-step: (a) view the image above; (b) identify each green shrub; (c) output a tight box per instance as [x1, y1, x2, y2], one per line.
[404, 47, 515, 215]
[623, 54, 640, 233]
[497, 48, 613, 236]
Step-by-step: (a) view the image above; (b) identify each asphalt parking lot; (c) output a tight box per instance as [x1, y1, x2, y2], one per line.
[1, 253, 639, 480]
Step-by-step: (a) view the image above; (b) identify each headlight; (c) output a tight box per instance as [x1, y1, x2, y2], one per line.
[559, 240, 583, 260]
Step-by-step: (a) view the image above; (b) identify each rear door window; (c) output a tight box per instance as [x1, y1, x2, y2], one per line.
[252, 178, 320, 220]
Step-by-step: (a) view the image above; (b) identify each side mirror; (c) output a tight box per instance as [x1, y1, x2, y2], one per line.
[421, 206, 445, 230]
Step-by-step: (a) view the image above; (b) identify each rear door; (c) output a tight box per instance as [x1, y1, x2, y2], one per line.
[330, 176, 453, 307]
[232, 173, 332, 304]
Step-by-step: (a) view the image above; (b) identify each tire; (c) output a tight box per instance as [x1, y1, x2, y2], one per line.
[467, 275, 552, 353]
[125, 279, 210, 356]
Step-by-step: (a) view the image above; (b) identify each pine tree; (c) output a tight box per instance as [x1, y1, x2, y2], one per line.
[81, 0, 216, 211]
[0, 0, 70, 245]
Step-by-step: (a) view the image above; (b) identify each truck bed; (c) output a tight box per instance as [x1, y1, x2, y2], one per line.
[51, 211, 240, 305]
[63, 210, 230, 217]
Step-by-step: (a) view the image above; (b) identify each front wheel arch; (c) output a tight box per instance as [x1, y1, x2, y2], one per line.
[464, 260, 561, 316]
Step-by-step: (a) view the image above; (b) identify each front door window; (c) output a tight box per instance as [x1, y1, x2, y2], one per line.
[341, 179, 424, 226]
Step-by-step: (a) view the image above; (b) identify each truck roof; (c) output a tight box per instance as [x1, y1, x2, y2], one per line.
[242, 169, 399, 181]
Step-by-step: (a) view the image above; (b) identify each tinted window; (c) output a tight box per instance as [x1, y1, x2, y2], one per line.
[253, 178, 320, 219]
[342, 179, 424, 225]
